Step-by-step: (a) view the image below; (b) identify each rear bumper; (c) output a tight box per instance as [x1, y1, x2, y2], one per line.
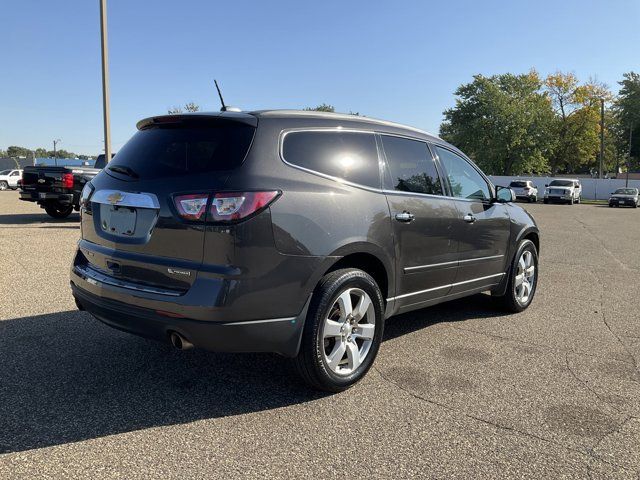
[19, 190, 74, 205]
[71, 281, 309, 357]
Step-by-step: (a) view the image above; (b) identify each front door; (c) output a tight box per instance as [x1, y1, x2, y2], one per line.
[380, 134, 459, 310]
[432, 145, 511, 295]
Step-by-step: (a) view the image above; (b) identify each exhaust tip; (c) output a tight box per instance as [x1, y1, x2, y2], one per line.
[169, 331, 193, 351]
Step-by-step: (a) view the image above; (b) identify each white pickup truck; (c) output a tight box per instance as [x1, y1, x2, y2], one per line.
[543, 178, 582, 205]
[0, 169, 23, 190]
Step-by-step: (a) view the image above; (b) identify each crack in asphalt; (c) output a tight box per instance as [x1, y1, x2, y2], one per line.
[564, 352, 636, 419]
[574, 216, 636, 272]
[372, 365, 633, 474]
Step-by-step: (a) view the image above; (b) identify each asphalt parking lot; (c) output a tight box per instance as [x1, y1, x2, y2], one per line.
[0, 192, 638, 479]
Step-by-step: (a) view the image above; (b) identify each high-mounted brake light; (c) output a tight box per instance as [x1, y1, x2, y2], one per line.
[62, 173, 74, 189]
[210, 191, 280, 222]
[174, 194, 209, 221]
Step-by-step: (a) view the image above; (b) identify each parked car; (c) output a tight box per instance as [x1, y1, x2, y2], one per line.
[608, 188, 639, 208]
[19, 155, 108, 218]
[0, 169, 23, 190]
[509, 180, 538, 202]
[543, 179, 582, 204]
[70, 110, 540, 392]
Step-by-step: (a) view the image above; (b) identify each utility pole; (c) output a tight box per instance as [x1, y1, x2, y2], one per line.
[598, 98, 605, 179]
[99, 0, 112, 163]
[626, 125, 633, 188]
[53, 139, 61, 166]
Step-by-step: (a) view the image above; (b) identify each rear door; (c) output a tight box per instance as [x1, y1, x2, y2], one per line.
[432, 145, 511, 294]
[380, 134, 459, 309]
[79, 117, 256, 292]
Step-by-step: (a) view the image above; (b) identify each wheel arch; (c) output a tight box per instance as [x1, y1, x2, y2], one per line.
[320, 243, 394, 303]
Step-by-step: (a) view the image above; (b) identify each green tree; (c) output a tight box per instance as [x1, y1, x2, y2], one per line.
[440, 71, 555, 175]
[6, 145, 33, 158]
[168, 102, 201, 114]
[615, 72, 640, 170]
[304, 103, 335, 112]
[34, 148, 48, 158]
[544, 72, 613, 174]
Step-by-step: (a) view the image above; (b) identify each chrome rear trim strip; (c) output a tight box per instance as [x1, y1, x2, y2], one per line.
[91, 189, 160, 209]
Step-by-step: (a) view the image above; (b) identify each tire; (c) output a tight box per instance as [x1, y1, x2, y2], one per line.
[494, 239, 538, 313]
[532, 196, 537, 203]
[293, 268, 385, 392]
[569, 196, 574, 205]
[44, 205, 73, 218]
[543, 199, 549, 204]
[0, 181, 8, 191]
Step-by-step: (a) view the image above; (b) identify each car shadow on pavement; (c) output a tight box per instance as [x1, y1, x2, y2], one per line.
[0, 294, 501, 454]
[0, 213, 79, 225]
[384, 293, 500, 341]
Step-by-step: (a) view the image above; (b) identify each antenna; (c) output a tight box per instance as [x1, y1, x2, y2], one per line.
[214, 79, 227, 111]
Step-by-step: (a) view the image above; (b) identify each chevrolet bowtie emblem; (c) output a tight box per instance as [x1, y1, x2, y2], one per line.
[107, 192, 124, 204]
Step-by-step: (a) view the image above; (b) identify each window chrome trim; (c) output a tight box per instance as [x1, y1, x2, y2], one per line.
[279, 128, 383, 192]
[387, 272, 505, 302]
[403, 254, 504, 273]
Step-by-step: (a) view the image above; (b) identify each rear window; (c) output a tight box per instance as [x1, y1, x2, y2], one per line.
[107, 121, 255, 179]
[509, 181, 527, 188]
[282, 130, 380, 188]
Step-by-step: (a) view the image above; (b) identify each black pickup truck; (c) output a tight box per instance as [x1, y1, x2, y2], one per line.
[19, 155, 108, 218]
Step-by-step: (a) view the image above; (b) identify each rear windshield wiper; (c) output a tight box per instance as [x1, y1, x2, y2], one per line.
[108, 165, 139, 178]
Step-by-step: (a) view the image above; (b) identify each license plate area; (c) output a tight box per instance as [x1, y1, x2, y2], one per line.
[101, 205, 137, 236]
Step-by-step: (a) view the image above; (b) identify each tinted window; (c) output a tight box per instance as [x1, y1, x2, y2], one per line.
[509, 181, 527, 188]
[381, 135, 442, 195]
[435, 146, 491, 201]
[282, 131, 380, 188]
[107, 121, 255, 179]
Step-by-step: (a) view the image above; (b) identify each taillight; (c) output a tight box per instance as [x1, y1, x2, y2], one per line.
[62, 173, 74, 189]
[210, 191, 280, 222]
[173, 191, 280, 222]
[174, 194, 209, 221]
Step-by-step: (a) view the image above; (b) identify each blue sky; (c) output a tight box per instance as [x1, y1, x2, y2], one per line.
[1, 0, 639, 155]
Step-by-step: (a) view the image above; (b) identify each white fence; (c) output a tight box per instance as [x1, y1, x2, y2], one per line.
[487, 176, 640, 200]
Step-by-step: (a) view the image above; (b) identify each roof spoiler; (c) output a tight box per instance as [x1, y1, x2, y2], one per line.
[136, 113, 258, 130]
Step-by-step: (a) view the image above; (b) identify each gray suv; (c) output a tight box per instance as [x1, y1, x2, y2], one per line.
[71, 110, 540, 391]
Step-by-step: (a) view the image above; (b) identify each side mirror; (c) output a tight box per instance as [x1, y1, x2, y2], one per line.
[544, 184, 549, 187]
[495, 186, 515, 203]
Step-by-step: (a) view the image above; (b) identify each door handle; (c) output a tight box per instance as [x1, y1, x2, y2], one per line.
[395, 212, 415, 223]
[463, 214, 476, 223]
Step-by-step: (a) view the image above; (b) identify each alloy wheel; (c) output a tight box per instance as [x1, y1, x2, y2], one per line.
[321, 288, 375, 376]
[514, 250, 536, 305]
